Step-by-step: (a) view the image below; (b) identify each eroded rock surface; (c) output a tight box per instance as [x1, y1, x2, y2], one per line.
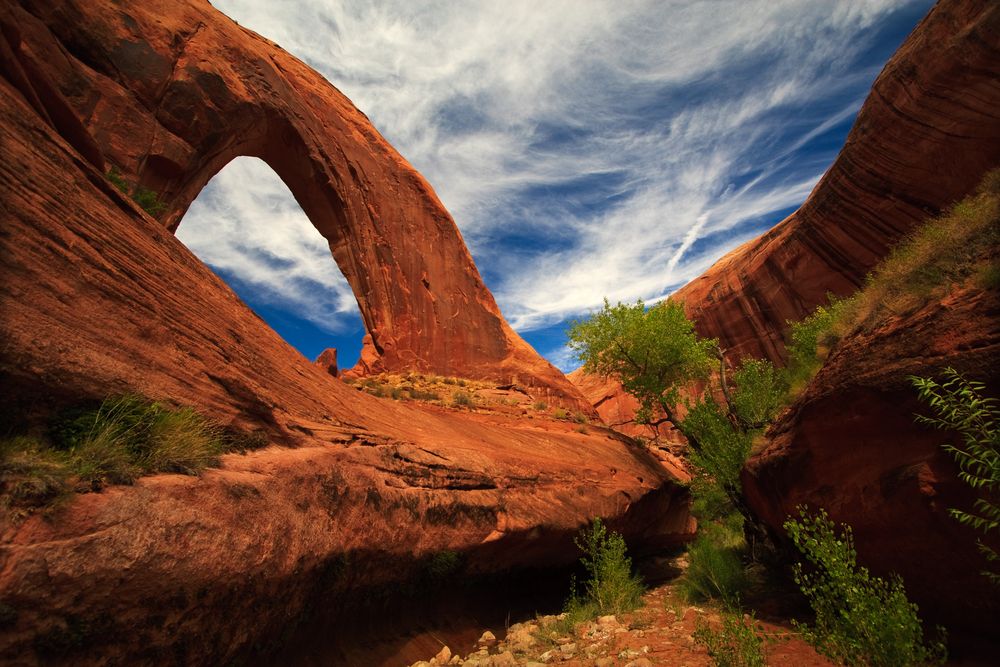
[674, 0, 1000, 362]
[0, 0, 586, 407]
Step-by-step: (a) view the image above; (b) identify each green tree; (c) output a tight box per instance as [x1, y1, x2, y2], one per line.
[568, 299, 785, 520]
[567, 299, 716, 427]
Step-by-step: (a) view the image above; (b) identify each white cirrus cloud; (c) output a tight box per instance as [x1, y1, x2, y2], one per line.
[180, 0, 932, 360]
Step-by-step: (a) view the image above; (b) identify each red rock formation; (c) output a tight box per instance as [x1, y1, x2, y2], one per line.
[2, 0, 587, 409]
[314, 348, 339, 378]
[0, 2, 690, 663]
[743, 284, 1000, 635]
[674, 0, 1000, 363]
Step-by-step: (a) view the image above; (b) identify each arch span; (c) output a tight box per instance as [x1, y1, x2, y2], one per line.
[16, 0, 588, 408]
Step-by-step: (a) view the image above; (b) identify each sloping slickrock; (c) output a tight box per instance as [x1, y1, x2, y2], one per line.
[2, 0, 587, 407]
[674, 0, 1000, 363]
[743, 285, 1000, 634]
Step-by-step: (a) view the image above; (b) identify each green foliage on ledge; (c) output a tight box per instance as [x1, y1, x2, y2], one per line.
[1, 395, 268, 518]
[106, 166, 167, 217]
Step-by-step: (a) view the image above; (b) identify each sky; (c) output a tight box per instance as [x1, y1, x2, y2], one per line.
[178, 0, 934, 372]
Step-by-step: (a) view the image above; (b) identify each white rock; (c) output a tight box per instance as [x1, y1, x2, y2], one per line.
[478, 630, 497, 645]
[435, 646, 452, 664]
[597, 615, 618, 627]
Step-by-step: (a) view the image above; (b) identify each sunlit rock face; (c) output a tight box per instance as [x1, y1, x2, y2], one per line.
[673, 1, 1000, 363]
[0, 0, 589, 409]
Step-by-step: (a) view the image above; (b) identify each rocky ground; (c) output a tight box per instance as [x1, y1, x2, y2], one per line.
[406, 556, 832, 667]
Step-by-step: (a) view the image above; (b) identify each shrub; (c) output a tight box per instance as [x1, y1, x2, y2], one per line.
[682, 397, 753, 504]
[533, 400, 548, 411]
[451, 391, 472, 408]
[105, 167, 167, 217]
[0, 437, 71, 511]
[911, 369, 1000, 584]
[693, 601, 767, 667]
[573, 518, 645, 615]
[106, 166, 129, 193]
[55, 395, 225, 488]
[784, 507, 946, 666]
[680, 519, 748, 603]
[552, 408, 570, 420]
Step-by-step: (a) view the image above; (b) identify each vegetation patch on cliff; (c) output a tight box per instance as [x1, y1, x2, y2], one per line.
[785, 168, 1000, 388]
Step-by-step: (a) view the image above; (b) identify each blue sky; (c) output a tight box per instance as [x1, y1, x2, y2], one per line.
[177, 0, 934, 372]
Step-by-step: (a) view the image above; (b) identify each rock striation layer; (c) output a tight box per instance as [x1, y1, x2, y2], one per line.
[674, 0, 1000, 362]
[0, 0, 586, 407]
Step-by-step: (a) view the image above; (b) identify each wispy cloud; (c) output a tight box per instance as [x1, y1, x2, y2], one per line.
[177, 158, 357, 333]
[180, 0, 932, 364]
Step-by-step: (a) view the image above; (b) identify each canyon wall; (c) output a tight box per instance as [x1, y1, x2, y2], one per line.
[674, 0, 1000, 362]
[743, 280, 1000, 635]
[0, 1, 695, 663]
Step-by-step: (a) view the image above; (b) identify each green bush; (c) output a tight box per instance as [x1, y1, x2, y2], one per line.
[533, 400, 548, 411]
[572, 518, 644, 616]
[680, 519, 748, 603]
[61, 395, 224, 486]
[682, 397, 753, 503]
[552, 408, 570, 420]
[911, 369, 1000, 584]
[689, 474, 735, 522]
[105, 167, 167, 217]
[784, 507, 946, 666]
[693, 601, 767, 667]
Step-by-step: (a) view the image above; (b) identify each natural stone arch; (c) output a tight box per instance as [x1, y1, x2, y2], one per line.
[13, 0, 587, 407]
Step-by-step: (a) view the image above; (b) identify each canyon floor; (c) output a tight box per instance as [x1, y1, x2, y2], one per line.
[399, 554, 833, 667]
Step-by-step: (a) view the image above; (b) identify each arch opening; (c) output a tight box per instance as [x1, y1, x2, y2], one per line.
[175, 156, 366, 372]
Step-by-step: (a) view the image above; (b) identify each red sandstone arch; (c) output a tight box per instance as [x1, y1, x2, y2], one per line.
[7, 0, 586, 407]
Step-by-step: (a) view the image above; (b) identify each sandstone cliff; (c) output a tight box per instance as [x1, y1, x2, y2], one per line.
[743, 281, 1000, 635]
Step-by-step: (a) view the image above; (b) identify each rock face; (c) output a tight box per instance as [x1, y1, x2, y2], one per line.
[674, 0, 1000, 363]
[0, 0, 587, 408]
[743, 284, 1000, 634]
[0, 1, 692, 663]
[314, 348, 339, 378]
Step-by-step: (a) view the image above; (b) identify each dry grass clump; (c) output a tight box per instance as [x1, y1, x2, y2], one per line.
[2, 395, 260, 517]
